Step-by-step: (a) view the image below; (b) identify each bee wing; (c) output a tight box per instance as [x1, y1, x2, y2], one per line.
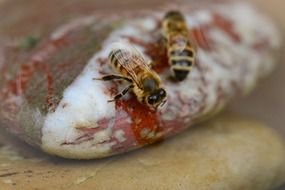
[111, 42, 152, 89]
[128, 44, 152, 71]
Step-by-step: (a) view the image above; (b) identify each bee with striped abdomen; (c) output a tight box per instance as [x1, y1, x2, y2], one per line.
[162, 10, 196, 81]
[94, 42, 167, 110]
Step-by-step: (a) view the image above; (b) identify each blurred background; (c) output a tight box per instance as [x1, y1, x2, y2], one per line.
[228, 0, 285, 138]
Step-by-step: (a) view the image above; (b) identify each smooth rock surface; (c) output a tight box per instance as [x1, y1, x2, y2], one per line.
[0, 114, 284, 190]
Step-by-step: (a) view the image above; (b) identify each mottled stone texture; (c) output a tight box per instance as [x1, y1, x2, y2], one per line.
[0, 115, 284, 190]
[0, 16, 115, 145]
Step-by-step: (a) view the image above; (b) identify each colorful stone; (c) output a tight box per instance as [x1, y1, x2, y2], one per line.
[0, 1, 282, 159]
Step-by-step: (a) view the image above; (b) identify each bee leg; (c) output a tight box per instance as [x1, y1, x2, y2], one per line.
[108, 84, 134, 102]
[93, 75, 132, 83]
[158, 36, 168, 55]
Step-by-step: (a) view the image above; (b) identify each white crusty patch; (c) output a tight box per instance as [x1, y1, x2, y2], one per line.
[42, 22, 122, 157]
[41, 2, 281, 159]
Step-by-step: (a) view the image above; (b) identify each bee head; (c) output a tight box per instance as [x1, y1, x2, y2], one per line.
[147, 88, 167, 109]
[164, 10, 184, 20]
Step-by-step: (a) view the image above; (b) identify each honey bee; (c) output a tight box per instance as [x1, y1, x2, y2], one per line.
[94, 42, 167, 110]
[162, 10, 196, 81]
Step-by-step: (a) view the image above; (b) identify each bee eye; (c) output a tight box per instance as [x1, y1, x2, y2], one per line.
[159, 89, 166, 97]
[147, 95, 158, 105]
[147, 89, 166, 105]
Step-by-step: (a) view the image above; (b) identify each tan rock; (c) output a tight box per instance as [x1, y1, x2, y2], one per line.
[0, 114, 284, 190]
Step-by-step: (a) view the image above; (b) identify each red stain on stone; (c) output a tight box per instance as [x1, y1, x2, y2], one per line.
[124, 36, 169, 74]
[3, 62, 38, 97]
[45, 65, 56, 111]
[108, 86, 119, 96]
[190, 26, 212, 51]
[146, 43, 169, 74]
[61, 133, 96, 145]
[116, 97, 161, 145]
[0, 35, 70, 112]
[212, 13, 241, 43]
[73, 78, 164, 147]
[51, 37, 69, 48]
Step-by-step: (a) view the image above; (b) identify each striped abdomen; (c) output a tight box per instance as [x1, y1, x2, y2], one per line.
[168, 36, 195, 81]
[163, 11, 195, 81]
